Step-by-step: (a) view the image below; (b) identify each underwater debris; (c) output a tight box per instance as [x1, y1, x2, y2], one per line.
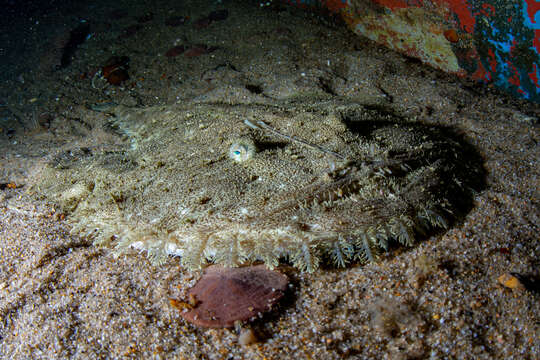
[32, 101, 484, 272]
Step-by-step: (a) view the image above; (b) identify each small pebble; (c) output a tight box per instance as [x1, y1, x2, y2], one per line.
[497, 273, 525, 291]
[238, 328, 258, 346]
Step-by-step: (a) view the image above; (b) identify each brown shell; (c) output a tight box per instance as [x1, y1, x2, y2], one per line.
[176, 265, 288, 328]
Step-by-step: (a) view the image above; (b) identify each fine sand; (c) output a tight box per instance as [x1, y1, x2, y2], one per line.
[0, 0, 538, 359]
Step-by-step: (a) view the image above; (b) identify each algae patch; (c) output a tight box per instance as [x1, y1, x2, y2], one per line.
[33, 101, 484, 272]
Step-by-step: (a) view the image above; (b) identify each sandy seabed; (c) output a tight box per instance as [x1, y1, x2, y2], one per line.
[0, 0, 538, 359]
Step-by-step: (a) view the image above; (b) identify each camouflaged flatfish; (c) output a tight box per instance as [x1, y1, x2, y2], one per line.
[33, 101, 483, 272]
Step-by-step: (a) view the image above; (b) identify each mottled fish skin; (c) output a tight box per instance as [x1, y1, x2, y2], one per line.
[34, 101, 484, 272]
